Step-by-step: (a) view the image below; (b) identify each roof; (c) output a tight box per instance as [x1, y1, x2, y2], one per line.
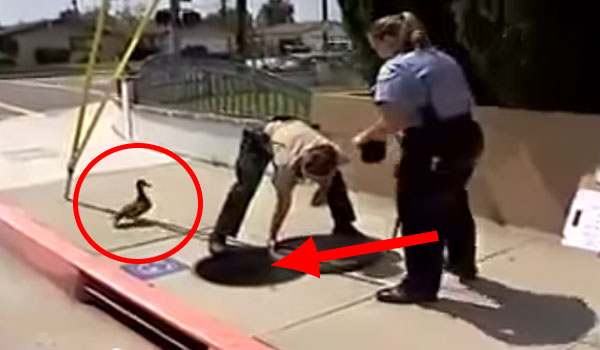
[0, 13, 121, 38]
[0, 20, 57, 37]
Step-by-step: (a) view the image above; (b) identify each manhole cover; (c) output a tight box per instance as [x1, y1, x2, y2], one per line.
[194, 233, 384, 286]
[274, 234, 384, 274]
[195, 245, 303, 286]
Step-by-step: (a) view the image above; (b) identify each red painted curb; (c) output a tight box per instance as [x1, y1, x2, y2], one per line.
[0, 202, 275, 350]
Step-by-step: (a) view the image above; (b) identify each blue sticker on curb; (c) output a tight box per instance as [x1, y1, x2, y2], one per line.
[122, 258, 188, 280]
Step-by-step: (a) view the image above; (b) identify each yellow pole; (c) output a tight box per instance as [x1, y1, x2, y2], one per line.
[64, 0, 160, 200]
[64, 0, 110, 200]
[73, 0, 161, 166]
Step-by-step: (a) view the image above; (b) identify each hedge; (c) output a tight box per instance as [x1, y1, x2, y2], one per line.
[34, 47, 71, 65]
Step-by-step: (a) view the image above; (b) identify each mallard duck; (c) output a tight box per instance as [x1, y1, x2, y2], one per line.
[114, 179, 152, 227]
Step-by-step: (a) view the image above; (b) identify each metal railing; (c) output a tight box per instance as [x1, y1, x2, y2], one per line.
[132, 54, 313, 121]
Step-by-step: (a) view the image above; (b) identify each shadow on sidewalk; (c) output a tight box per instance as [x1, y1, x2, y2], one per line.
[423, 278, 597, 346]
[193, 234, 401, 287]
[77, 200, 206, 238]
[358, 250, 403, 280]
[114, 219, 157, 230]
[276, 234, 386, 275]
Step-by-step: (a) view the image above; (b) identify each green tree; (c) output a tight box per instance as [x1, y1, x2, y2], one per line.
[338, 0, 599, 112]
[337, 0, 464, 87]
[256, 0, 295, 27]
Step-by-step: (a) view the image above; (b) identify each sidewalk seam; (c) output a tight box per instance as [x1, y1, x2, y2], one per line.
[478, 237, 543, 264]
[107, 233, 183, 253]
[258, 293, 374, 337]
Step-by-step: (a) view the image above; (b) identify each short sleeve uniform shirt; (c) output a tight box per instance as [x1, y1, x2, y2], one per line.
[374, 48, 473, 128]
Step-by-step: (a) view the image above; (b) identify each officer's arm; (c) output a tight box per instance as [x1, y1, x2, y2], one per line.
[376, 103, 409, 133]
[269, 170, 296, 243]
[354, 65, 412, 145]
[353, 103, 409, 145]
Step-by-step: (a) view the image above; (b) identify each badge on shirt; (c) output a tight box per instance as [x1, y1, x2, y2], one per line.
[377, 63, 400, 82]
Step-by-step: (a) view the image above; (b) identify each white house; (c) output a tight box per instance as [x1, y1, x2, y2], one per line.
[254, 21, 352, 55]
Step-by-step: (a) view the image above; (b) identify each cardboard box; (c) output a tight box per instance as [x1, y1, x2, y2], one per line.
[562, 174, 600, 253]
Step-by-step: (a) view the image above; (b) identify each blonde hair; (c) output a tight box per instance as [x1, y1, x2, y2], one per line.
[370, 11, 431, 52]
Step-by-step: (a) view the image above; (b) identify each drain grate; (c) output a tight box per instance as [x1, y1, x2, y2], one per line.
[1, 147, 59, 162]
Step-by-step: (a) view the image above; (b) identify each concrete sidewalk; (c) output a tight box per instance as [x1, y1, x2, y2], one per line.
[2, 159, 599, 350]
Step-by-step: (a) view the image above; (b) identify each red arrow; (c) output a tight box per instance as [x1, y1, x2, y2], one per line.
[272, 231, 439, 278]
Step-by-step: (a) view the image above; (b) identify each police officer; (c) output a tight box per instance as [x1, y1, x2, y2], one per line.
[353, 12, 484, 303]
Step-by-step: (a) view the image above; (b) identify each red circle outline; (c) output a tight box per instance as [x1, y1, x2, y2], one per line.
[72, 143, 203, 264]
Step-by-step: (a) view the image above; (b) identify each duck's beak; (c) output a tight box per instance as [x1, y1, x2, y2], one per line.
[145, 183, 152, 188]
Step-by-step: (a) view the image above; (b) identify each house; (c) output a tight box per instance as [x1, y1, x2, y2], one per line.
[178, 23, 235, 54]
[154, 22, 236, 55]
[0, 12, 168, 67]
[253, 21, 352, 55]
[0, 13, 124, 67]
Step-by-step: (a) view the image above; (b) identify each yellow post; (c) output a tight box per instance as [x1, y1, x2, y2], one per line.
[64, 0, 161, 200]
[64, 0, 110, 200]
[73, 0, 161, 166]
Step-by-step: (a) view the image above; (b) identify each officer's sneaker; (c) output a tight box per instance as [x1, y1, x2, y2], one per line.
[445, 263, 478, 283]
[208, 234, 228, 256]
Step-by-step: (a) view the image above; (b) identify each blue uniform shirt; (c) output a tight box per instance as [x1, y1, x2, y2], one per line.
[374, 48, 473, 128]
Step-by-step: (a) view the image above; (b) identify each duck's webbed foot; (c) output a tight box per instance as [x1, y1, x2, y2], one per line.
[113, 217, 124, 229]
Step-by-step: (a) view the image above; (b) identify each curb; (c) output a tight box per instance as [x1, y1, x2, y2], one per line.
[0, 201, 276, 350]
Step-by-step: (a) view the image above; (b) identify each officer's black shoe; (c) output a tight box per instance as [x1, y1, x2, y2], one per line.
[376, 285, 438, 304]
[208, 234, 228, 256]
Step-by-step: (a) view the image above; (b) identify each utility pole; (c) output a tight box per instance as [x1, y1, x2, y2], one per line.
[236, 0, 247, 57]
[221, 0, 227, 19]
[71, 0, 79, 14]
[169, 0, 181, 54]
[321, 0, 329, 51]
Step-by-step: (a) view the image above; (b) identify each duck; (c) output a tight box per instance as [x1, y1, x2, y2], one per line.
[114, 179, 152, 227]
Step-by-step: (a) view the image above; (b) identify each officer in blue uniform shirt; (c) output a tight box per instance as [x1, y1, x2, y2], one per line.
[354, 12, 484, 303]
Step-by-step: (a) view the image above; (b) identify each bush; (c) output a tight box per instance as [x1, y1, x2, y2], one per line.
[0, 36, 19, 57]
[34, 47, 71, 65]
[0, 52, 15, 67]
[76, 54, 89, 64]
[125, 46, 159, 61]
[155, 9, 173, 25]
[181, 45, 208, 58]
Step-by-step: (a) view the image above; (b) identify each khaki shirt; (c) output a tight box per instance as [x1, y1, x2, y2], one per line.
[264, 119, 348, 198]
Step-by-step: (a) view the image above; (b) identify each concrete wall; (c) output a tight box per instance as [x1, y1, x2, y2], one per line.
[311, 93, 600, 234]
[119, 92, 600, 235]
[117, 105, 260, 168]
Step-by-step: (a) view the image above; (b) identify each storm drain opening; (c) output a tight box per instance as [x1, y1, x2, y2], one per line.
[78, 273, 209, 350]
